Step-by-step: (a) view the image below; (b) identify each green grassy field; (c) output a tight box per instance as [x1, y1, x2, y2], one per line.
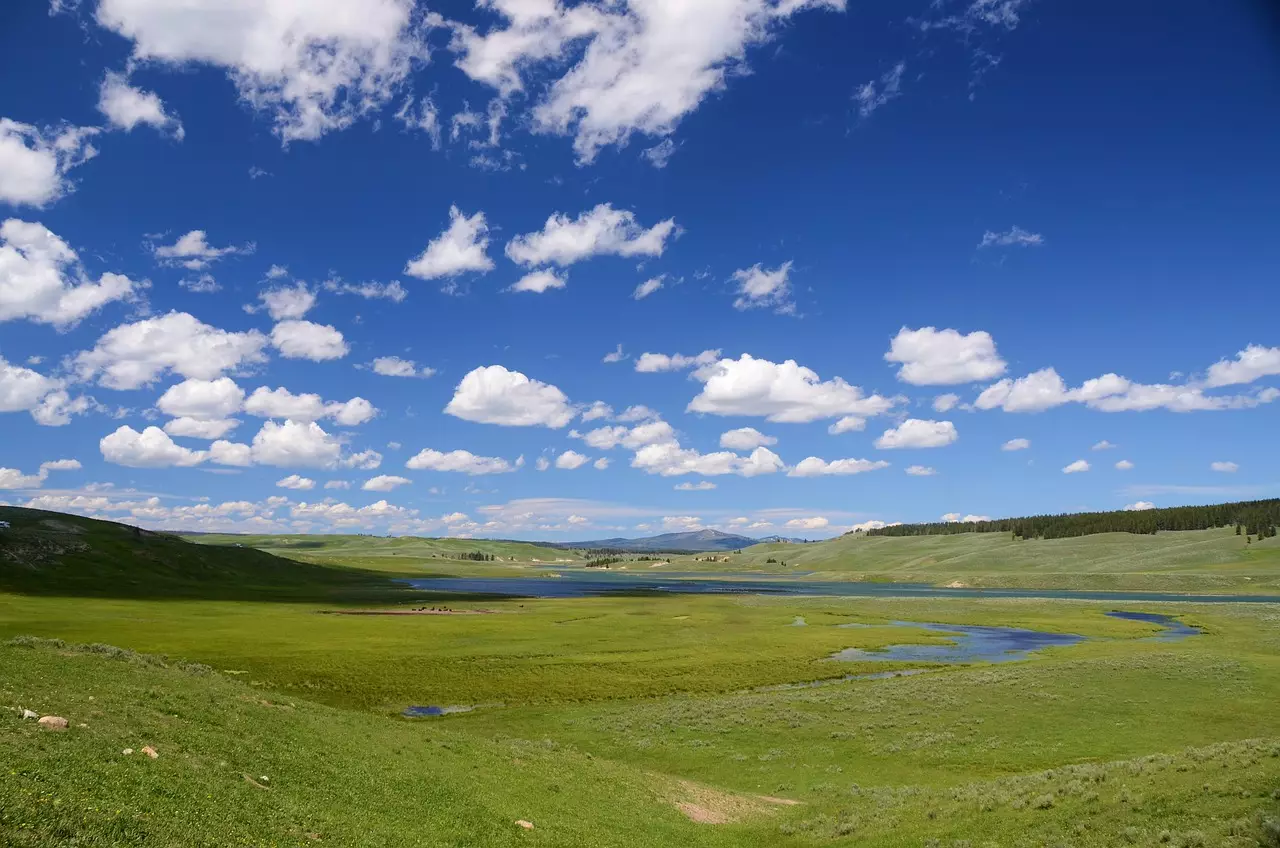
[657, 528, 1280, 594]
[4, 508, 1280, 846]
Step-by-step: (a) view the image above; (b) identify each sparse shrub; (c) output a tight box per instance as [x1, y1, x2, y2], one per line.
[1180, 831, 1206, 847]
[1120, 826, 1141, 843]
[1263, 817, 1280, 848]
[1032, 793, 1054, 810]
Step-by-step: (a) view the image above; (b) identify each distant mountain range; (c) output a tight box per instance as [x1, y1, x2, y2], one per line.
[550, 529, 810, 553]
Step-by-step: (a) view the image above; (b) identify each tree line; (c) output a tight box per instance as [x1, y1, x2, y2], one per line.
[860, 498, 1280, 541]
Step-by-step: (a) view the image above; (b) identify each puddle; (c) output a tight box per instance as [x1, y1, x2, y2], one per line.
[402, 705, 476, 718]
[790, 616, 807, 626]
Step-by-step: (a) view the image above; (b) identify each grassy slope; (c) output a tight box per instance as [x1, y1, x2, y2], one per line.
[0, 507, 400, 601]
[659, 528, 1280, 593]
[189, 532, 586, 579]
[0, 640, 771, 848]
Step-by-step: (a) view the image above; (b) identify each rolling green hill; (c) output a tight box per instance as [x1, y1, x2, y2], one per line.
[190, 531, 583, 563]
[0, 507, 398, 601]
[665, 527, 1280, 593]
[187, 531, 586, 580]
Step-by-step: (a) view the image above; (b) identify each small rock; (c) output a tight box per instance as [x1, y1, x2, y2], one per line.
[21, 709, 38, 720]
[260, 776, 270, 782]
[515, 820, 535, 830]
[38, 716, 69, 730]
[123, 748, 134, 756]
[141, 746, 159, 759]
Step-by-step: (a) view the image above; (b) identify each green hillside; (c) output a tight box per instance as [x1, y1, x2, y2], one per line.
[0, 507, 398, 601]
[189, 532, 584, 576]
[665, 527, 1280, 593]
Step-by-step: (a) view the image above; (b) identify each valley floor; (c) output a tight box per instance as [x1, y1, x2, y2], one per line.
[4, 588, 1280, 846]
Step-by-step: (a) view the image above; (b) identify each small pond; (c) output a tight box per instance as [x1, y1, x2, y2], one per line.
[829, 610, 1199, 665]
[402, 705, 475, 717]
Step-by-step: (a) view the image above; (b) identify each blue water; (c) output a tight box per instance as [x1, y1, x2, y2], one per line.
[403, 704, 475, 718]
[401, 574, 1280, 604]
[830, 621, 1086, 664]
[830, 610, 1198, 665]
[1105, 610, 1203, 639]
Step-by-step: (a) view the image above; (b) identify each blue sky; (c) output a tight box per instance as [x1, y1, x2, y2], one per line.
[2, 0, 1278, 540]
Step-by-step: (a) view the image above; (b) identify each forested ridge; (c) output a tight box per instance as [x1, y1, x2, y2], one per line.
[861, 499, 1280, 541]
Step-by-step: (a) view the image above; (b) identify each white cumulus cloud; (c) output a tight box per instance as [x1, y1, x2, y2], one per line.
[445, 365, 574, 428]
[90, 0, 426, 143]
[253, 282, 315, 320]
[445, 0, 842, 162]
[635, 349, 720, 373]
[363, 474, 411, 491]
[875, 419, 958, 450]
[505, 204, 677, 267]
[156, 377, 245, 420]
[276, 474, 315, 490]
[404, 206, 494, 282]
[1211, 461, 1238, 473]
[250, 420, 343, 467]
[101, 425, 208, 468]
[370, 356, 434, 378]
[788, 457, 890, 477]
[406, 448, 517, 475]
[1, 219, 140, 327]
[74, 312, 269, 390]
[719, 427, 776, 450]
[554, 450, 590, 470]
[885, 327, 1007, 385]
[271, 320, 349, 361]
[163, 417, 239, 440]
[731, 261, 793, 313]
[1062, 459, 1090, 474]
[97, 71, 184, 138]
[509, 269, 567, 293]
[0, 118, 99, 208]
[933, 393, 960, 412]
[688, 354, 897, 423]
[0, 459, 80, 490]
[153, 230, 248, 270]
[1205, 345, 1280, 388]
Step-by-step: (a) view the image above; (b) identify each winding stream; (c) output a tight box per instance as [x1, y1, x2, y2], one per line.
[401, 573, 1280, 604]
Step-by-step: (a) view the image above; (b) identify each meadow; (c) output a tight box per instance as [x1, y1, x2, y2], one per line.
[191, 524, 1280, 595]
[3, 506, 1279, 846]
